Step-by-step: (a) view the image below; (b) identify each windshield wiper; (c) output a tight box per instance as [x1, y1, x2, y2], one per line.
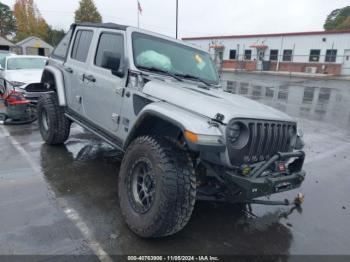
[137, 66, 183, 82]
[174, 73, 213, 88]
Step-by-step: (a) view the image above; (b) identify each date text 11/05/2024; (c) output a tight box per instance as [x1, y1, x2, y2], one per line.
[127, 256, 220, 261]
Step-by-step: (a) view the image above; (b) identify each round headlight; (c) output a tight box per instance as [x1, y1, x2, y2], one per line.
[227, 121, 249, 149]
[228, 123, 241, 143]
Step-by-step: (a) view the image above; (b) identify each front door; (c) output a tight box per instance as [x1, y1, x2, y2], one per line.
[82, 30, 125, 134]
[342, 50, 350, 75]
[256, 49, 265, 70]
[64, 29, 94, 113]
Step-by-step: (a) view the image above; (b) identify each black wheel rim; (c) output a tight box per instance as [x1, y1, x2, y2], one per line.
[127, 158, 156, 214]
[41, 108, 49, 131]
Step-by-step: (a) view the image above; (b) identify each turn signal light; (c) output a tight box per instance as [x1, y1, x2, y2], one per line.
[184, 130, 222, 145]
[184, 130, 198, 143]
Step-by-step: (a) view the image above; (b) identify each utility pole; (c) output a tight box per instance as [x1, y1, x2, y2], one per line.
[176, 0, 178, 39]
[137, 0, 142, 28]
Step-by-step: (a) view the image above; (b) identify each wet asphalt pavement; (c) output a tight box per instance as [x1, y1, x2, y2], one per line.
[0, 72, 350, 260]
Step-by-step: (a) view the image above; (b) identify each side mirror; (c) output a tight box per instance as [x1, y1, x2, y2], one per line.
[101, 51, 125, 78]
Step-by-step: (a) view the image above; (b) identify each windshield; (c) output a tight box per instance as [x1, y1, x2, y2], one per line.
[0, 53, 12, 67]
[7, 57, 46, 70]
[132, 32, 219, 85]
[0, 58, 5, 69]
[0, 53, 10, 60]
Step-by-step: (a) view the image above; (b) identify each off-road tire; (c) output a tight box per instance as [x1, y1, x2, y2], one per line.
[37, 93, 71, 145]
[118, 136, 196, 238]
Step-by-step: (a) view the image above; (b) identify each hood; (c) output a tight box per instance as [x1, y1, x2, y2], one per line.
[4, 69, 43, 84]
[142, 80, 294, 124]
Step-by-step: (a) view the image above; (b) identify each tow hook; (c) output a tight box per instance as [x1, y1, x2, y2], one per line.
[294, 192, 305, 206]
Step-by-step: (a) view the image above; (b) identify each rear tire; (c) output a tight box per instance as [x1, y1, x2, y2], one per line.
[37, 93, 71, 145]
[118, 136, 196, 238]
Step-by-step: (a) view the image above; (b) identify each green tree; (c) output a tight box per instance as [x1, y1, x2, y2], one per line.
[324, 6, 350, 30]
[0, 2, 17, 37]
[45, 27, 66, 46]
[74, 0, 102, 24]
[13, 0, 50, 42]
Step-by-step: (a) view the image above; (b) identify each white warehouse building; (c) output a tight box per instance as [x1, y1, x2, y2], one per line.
[183, 29, 350, 76]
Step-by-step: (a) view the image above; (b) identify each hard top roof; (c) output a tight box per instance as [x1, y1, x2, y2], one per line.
[73, 22, 128, 31]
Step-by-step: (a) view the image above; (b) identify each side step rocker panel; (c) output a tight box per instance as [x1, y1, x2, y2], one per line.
[65, 109, 124, 152]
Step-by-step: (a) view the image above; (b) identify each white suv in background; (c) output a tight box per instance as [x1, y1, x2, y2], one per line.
[0, 55, 48, 103]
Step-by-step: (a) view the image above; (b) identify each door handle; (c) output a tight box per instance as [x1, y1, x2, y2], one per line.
[65, 67, 73, 73]
[83, 74, 96, 83]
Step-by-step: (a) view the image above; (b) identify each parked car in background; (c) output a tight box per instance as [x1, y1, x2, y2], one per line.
[0, 55, 48, 103]
[0, 50, 16, 60]
[0, 51, 16, 67]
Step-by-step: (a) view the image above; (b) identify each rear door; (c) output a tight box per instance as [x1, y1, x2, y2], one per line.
[64, 28, 95, 113]
[82, 29, 126, 134]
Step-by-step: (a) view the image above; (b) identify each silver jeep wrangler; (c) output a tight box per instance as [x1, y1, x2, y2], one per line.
[38, 22, 306, 238]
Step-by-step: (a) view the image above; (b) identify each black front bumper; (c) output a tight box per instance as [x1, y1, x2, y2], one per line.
[222, 151, 306, 202]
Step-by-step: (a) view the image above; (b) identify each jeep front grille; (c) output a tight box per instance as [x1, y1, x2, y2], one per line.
[226, 119, 296, 165]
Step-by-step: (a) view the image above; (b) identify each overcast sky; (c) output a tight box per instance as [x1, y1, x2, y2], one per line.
[1, 0, 349, 38]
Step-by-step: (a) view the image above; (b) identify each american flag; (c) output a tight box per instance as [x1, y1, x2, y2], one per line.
[138, 1, 143, 14]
